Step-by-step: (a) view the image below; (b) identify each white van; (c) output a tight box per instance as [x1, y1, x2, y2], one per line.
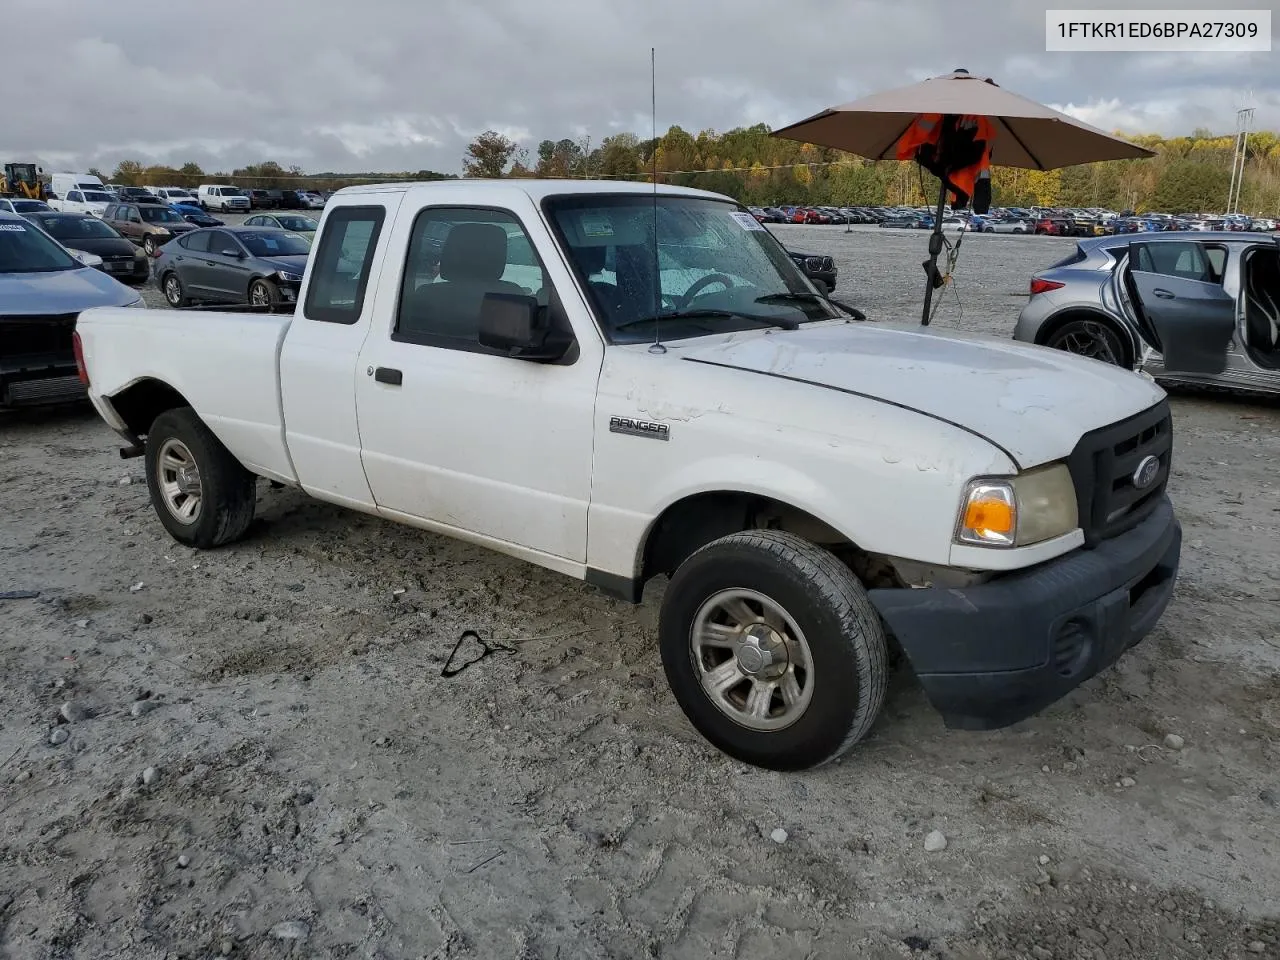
[197, 184, 250, 213]
[48, 173, 113, 217]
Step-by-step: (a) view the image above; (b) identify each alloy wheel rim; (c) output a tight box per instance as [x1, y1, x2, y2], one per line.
[689, 588, 814, 731]
[156, 438, 202, 524]
[1056, 323, 1120, 364]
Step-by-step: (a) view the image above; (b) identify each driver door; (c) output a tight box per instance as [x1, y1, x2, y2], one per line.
[1127, 240, 1235, 375]
[353, 203, 600, 562]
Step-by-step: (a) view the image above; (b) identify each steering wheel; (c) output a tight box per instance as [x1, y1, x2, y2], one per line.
[677, 273, 735, 309]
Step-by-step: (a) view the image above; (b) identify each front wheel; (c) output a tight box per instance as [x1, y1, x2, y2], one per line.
[143, 236, 156, 256]
[659, 530, 888, 770]
[1045, 318, 1129, 366]
[144, 407, 257, 548]
[249, 278, 280, 308]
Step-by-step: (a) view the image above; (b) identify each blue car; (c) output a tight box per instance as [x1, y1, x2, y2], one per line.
[171, 202, 223, 227]
[0, 212, 143, 407]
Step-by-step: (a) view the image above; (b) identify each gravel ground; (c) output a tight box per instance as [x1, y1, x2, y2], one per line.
[3, 222, 1280, 959]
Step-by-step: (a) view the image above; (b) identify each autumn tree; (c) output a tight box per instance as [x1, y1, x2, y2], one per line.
[463, 130, 519, 178]
[112, 159, 145, 185]
[86, 122, 1280, 214]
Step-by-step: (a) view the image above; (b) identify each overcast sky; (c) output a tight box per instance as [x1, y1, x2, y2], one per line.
[7, 0, 1276, 177]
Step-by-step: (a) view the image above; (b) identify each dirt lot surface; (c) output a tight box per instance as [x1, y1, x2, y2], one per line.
[2, 225, 1279, 959]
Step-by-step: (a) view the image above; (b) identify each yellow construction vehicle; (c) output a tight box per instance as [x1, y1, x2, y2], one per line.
[1, 163, 44, 200]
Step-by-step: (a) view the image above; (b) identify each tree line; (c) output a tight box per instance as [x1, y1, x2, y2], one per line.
[94, 123, 1280, 215]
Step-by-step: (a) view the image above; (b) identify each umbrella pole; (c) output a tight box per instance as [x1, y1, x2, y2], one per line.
[920, 178, 947, 326]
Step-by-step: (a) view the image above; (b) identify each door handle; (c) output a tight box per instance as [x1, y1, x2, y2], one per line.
[1152, 288, 1175, 299]
[374, 367, 403, 386]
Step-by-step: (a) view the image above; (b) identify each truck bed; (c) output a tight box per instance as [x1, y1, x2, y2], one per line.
[75, 306, 298, 483]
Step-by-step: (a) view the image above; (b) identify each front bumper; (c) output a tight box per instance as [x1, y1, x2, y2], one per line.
[868, 495, 1181, 730]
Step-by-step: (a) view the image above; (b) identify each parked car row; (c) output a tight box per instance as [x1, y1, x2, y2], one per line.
[749, 202, 1280, 239]
[32, 172, 331, 218]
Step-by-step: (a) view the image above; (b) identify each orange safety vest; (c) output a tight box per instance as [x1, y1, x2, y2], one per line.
[895, 114, 995, 205]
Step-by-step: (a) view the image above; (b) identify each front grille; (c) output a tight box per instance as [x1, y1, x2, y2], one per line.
[1067, 400, 1172, 545]
[0, 314, 78, 359]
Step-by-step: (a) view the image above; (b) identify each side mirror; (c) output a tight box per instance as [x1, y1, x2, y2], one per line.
[478, 293, 572, 361]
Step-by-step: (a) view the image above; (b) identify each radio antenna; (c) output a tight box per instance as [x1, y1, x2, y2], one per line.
[647, 46, 666, 355]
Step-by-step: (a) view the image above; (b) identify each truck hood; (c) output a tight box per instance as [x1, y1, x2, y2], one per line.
[678, 321, 1166, 468]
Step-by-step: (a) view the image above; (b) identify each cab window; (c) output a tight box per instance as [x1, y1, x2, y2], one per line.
[393, 206, 551, 352]
[302, 205, 385, 324]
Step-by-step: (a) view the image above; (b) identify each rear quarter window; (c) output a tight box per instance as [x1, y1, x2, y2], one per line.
[303, 206, 386, 325]
[1044, 245, 1086, 270]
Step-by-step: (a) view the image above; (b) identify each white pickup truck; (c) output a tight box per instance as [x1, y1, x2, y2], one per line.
[74, 180, 1181, 770]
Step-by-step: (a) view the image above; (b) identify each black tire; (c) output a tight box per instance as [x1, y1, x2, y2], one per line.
[1045, 317, 1130, 367]
[659, 530, 888, 771]
[143, 235, 156, 256]
[249, 278, 280, 308]
[162, 272, 187, 307]
[144, 407, 256, 549]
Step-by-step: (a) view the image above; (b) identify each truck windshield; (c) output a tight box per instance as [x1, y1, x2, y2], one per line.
[543, 193, 837, 343]
[0, 219, 80, 273]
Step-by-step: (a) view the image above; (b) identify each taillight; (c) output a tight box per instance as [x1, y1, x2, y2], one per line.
[72, 331, 89, 386]
[1029, 277, 1065, 296]
[151, 246, 164, 258]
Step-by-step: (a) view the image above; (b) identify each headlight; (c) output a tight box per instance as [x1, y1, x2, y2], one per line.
[955, 463, 1078, 548]
[275, 270, 303, 282]
[124, 296, 146, 308]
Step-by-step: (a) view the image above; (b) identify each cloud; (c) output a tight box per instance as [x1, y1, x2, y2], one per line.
[6, 0, 1274, 176]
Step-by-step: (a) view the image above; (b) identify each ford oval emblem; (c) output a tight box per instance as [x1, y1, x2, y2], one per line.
[1132, 455, 1160, 490]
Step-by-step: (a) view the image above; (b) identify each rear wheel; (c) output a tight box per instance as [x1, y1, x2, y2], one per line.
[1045, 317, 1129, 366]
[162, 272, 187, 307]
[144, 407, 256, 548]
[659, 530, 888, 770]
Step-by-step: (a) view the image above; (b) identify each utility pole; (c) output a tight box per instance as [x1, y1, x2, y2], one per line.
[1226, 102, 1254, 215]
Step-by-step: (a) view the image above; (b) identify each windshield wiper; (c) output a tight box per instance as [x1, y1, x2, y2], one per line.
[755, 291, 867, 321]
[614, 308, 799, 333]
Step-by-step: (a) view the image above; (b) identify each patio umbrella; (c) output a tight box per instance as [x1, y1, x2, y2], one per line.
[772, 69, 1156, 324]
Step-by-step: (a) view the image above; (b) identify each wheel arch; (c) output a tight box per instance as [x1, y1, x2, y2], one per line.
[1035, 308, 1139, 368]
[108, 378, 194, 437]
[247, 274, 275, 297]
[588, 489, 903, 603]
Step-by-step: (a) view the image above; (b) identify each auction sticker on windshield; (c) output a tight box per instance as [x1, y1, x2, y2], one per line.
[580, 213, 614, 238]
[728, 211, 766, 231]
[0, 223, 27, 231]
